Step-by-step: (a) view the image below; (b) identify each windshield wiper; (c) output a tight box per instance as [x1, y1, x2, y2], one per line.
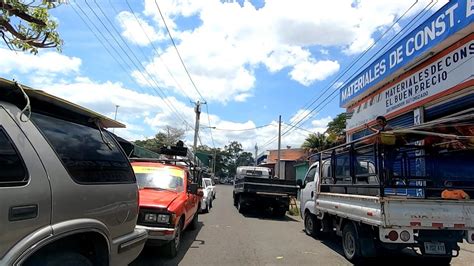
[141, 187, 176, 192]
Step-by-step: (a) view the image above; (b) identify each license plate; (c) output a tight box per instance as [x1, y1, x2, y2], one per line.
[424, 242, 446, 255]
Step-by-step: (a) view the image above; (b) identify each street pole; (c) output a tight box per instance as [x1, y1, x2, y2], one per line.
[193, 101, 204, 152]
[254, 143, 258, 166]
[112, 105, 119, 133]
[277, 115, 281, 179]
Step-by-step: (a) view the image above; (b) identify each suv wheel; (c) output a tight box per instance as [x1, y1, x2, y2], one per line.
[164, 222, 182, 258]
[26, 252, 93, 266]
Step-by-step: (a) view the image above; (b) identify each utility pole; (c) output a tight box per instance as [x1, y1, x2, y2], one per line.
[277, 115, 281, 179]
[192, 101, 204, 152]
[254, 143, 258, 166]
[213, 150, 217, 175]
[112, 105, 119, 133]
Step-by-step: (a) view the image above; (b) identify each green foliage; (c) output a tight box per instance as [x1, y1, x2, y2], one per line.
[301, 132, 330, 152]
[197, 141, 254, 178]
[133, 126, 185, 153]
[0, 0, 63, 54]
[326, 113, 346, 143]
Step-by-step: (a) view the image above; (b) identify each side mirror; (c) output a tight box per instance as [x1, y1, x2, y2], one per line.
[188, 183, 198, 194]
[296, 179, 305, 189]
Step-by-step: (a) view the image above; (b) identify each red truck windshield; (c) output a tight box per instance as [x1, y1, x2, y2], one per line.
[132, 165, 185, 192]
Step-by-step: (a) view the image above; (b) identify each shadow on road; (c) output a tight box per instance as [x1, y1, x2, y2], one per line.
[240, 208, 300, 222]
[307, 232, 452, 265]
[130, 221, 205, 266]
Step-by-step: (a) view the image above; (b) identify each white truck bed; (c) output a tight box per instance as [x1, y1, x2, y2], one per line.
[316, 192, 474, 230]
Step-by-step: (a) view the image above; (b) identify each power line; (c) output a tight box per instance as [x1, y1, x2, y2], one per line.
[78, 0, 194, 129]
[212, 124, 272, 131]
[121, 0, 195, 102]
[282, 0, 437, 136]
[204, 104, 216, 149]
[259, 0, 435, 150]
[285, 0, 421, 129]
[154, 0, 205, 101]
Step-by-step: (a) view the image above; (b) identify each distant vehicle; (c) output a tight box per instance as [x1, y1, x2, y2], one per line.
[131, 154, 201, 258]
[233, 166, 298, 217]
[201, 178, 213, 213]
[0, 79, 147, 266]
[204, 177, 217, 199]
[298, 123, 474, 264]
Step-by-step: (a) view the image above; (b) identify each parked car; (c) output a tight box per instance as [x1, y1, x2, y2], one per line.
[201, 178, 214, 213]
[0, 79, 147, 266]
[204, 177, 217, 199]
[131, 159, 201, 258]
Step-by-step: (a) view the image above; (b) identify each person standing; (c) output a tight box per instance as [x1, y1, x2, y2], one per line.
[366, 116, 392, 133]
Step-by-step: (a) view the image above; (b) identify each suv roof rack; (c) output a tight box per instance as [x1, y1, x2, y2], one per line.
[0, 78, 124, 128]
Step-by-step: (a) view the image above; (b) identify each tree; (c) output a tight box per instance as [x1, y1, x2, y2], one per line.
[0, 0, 63, 54]
[224, 141, 254, 177]
[326, 113, 346, 143]
[133, 126, 185, 153]
[196, 145, 229, 178]
[301, 133, 330, 152]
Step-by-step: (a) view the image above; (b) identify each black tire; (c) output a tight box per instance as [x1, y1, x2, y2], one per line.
[26, 251, 93, 266]
[164, 222, 182, 258]
[233, 195, 238, 207]
[237, 197, 246, 214]
[273, 208, 287, 218]
[342, 223, 362, 263]
[203, 201, 209, 213]
[304, 212, 321, 237]
[189, 211, 199, 230]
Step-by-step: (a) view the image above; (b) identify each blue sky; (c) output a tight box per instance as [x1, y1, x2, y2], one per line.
[0, 0, 446, 152]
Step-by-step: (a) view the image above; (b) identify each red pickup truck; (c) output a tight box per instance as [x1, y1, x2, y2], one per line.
[131, 160, 202, 257]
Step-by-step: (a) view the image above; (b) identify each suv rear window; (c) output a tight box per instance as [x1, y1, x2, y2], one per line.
[32, 113, 135, 184]
[0, 128, 27, 185]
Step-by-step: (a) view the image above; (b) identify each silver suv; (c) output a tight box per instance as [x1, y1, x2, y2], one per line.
[0, 79, 147, 266]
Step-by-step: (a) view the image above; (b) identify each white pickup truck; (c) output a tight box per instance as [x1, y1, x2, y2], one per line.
[298, 119, 474, 264]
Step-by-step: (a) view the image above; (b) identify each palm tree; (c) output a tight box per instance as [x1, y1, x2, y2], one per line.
[301, 133, 330, 152]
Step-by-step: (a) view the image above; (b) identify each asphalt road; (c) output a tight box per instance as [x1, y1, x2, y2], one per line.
[131, 184, 474, 266]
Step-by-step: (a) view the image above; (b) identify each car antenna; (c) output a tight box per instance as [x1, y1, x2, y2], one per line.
[14, 80, 31, 122]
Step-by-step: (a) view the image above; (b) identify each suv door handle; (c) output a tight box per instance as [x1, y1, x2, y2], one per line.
[9, 205, 38, 221]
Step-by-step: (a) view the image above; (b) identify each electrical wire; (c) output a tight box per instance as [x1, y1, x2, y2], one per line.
[154, 0, 206, 101]
[259, 0, 436, 150]
[77, 0, 194, 129]
[285, 0, 421, 129]
[121, 0, 195, 102]
[212, 124, 272, 131]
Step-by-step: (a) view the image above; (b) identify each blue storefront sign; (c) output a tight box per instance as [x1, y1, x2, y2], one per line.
[340, 0, 474, 107]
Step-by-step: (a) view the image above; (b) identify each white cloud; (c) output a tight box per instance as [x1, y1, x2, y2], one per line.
[290, 60, 340, 86]
[0, 48, 81, 75]
[116, 11, 165, 46]
[125, 0, 441, 103]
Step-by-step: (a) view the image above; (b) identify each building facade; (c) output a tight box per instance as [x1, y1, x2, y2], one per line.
[340, 0, 473, 140]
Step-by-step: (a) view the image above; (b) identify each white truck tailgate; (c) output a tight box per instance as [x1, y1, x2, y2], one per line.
[383, 198, 474, 229]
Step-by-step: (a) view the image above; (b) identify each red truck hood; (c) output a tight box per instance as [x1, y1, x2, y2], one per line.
[139, 189, 179, 209]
